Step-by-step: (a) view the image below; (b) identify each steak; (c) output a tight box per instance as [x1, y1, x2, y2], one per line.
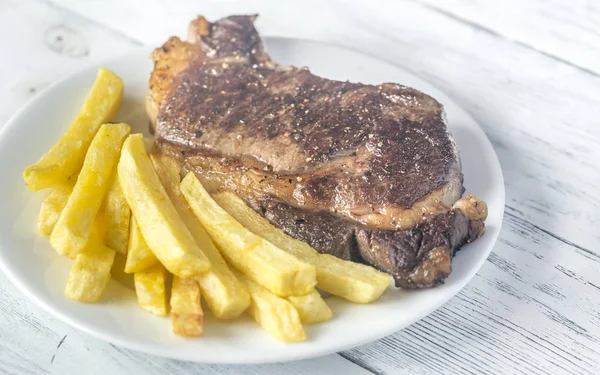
[147, 15, 488, 288]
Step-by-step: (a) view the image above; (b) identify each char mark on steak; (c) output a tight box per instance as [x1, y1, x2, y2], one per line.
[148, 15, 488, 288]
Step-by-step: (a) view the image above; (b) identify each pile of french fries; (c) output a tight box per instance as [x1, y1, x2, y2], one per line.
[24, 68, 391, 342]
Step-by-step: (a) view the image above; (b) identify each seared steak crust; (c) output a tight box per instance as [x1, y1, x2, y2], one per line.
[244, 194, 485, 288]
[155, 16, 464, 230]
[245, 196, 359, 262]
[150, 15, 488, 288]
[161, 62, 459, 210]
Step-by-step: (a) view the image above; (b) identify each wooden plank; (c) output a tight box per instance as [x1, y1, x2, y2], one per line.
[0, 0, 138, 125]
[414, 0, 600, 76]
[43, 0, 353, 46]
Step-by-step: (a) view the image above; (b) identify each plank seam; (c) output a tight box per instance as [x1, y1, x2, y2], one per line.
[337, 352, 382, 375]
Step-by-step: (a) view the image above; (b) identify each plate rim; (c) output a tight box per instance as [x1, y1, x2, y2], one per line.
[0, 38, 505, 364]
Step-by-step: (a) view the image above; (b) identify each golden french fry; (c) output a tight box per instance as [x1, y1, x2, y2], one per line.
[38, 185, 73, 235]
[104, 175, 131, 254]
[287, 290, 333, 324]
[111, 253, 134, 289]
[117, 134, 211, 278]
[181, 172, 317, 297]
[170, 276, 203, 336]
[23, 68, 124, 191]
[64, 243, 116, 303]
[89, 211, 107, 242]
[125, 217, 159, 273]
[50, 123, 130, 259]
[151, 154, 249, 319]
[213, 192, 391, 303]
[134, 263, 169, 316]
[236, 271, 306, 342]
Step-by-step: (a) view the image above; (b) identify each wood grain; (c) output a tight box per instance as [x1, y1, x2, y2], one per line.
[2, 0, 599, 373]
[345, 211, 600, 375]
[0, 0, 137, 125]
[414, 0, 600, 76]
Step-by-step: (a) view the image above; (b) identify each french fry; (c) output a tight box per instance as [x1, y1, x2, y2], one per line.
[104, 175, 131, 254]
[38, 185, 72, 235]
[50, 123, 130, 258]
[170, 276, 203, 336]
[111, 253, 134, 289]
[235, 271, 306, 342]
[213, 192, 391, 303]
[125, 217, 159, 273]
[23, 68, 124, 191]
[64, 243, 116, 303]
[287, 290, 333, 324]
[134, 263, 169, 316]
[89, 211, 107, 243]
[117, 134, 211, 278]
[151, 154, 249, 319]
[180, 172, 316, 297]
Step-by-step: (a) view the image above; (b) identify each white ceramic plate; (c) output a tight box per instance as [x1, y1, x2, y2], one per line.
[0, 38, 504, 364]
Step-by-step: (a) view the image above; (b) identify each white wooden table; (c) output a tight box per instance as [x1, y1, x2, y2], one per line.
[2, 0, 599, 374]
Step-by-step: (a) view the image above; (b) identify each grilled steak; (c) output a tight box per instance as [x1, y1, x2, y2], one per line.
[148, 15, 488, 288]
